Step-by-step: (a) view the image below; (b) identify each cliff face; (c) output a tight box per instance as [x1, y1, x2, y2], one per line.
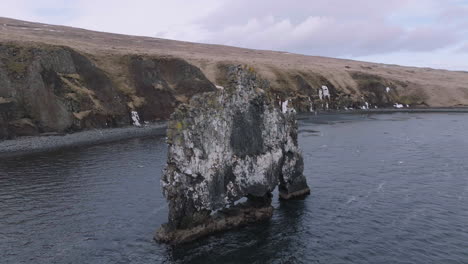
[156, 66, 310, 244]
[0, 44, 127, 137]
[0, 43, 215, 138]
[1, 17, 468, 138]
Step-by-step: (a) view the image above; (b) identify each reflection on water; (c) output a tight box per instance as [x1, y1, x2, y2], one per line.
[1, 113, 468, 264]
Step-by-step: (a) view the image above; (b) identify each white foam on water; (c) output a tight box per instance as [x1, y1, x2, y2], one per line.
[377, 182, 386, 191]
[346, 196, 357, 204]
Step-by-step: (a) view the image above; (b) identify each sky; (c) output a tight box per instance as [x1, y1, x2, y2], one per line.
[1, 0, 468, 71]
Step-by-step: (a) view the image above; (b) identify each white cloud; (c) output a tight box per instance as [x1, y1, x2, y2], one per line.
[458, 43, 468, 53]
[162, 14, 456, 57]
[0, 0, 76, 23]
[67, 0, 223, 37]
[354, 49, 468, 71]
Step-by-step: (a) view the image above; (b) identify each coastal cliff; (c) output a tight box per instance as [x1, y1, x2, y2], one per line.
[156, 66, 310, 244]
[1, 17, 468, 139]
[0, 43, 215, 138]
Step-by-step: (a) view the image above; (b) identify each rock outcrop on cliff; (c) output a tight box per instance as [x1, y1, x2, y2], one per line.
[156, 66, 310, 244]
[0, 43, 215, 139]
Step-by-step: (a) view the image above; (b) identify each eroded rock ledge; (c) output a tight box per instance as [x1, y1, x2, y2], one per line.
[156, 65, 310, 244]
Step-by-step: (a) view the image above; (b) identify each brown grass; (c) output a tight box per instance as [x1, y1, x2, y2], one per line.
[73, 110, 92, 120]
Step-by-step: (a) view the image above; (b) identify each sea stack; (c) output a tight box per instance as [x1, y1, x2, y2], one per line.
[155, 65, 310, 244]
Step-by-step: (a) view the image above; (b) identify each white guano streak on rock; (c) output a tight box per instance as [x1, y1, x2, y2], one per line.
[322, 85, 330, 99]
[131, 111, 141, 127]
[281, 100, 289, 113]
[308, 97, 313, 112]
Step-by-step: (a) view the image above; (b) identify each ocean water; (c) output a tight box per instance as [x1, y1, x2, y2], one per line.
[1, 113, 467, 264]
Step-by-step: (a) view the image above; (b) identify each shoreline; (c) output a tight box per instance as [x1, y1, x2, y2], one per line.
[297, 107, 468, 119]
[316, 107, 468, 115]
[347, 107, 468, 114]
[1, 108, 468, 158]
[0, 122, 167, 158]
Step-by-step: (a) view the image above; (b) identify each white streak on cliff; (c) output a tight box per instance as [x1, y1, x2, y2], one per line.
[322, 85, 330, 99]
[308, 97, 313, 112]
[131, 111, 141, 127]
[282, 100, 289, 113]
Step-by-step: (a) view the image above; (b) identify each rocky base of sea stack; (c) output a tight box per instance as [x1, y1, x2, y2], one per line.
[155, 201, 273, 245]
[279, 188, 311, 200]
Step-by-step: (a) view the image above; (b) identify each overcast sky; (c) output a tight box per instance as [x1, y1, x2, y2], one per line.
[1, 0, 468, 70]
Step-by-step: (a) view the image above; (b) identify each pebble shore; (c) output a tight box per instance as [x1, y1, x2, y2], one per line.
[0, 122, 167, 158]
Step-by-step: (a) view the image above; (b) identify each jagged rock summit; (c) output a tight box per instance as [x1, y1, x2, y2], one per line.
[156, 65, 310, 244]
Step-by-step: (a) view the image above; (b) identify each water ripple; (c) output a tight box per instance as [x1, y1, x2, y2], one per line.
[1, 114, 468, 263]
